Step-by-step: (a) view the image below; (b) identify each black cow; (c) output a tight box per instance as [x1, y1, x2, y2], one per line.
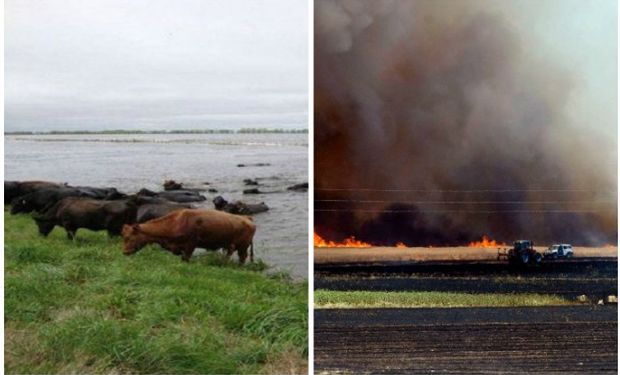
[33, 197, 138, 239]
[5, 181, 65, 204]
[10, 187, 88, 214]
[212, 196, 269, 215]
[72, 186, 126, 200]
[10, 185, 128, 214]
[137, 188, 206, 203]
[287, 182, 308, 192]
[136, 202, 193, 223]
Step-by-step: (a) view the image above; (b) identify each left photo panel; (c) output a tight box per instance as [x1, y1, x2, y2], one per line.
[4, 1, 309, 374]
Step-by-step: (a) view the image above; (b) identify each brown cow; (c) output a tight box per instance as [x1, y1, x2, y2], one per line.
[121, 209, 256, 263]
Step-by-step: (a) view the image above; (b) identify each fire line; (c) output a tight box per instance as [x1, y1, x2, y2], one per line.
[468, 235, 507, 248]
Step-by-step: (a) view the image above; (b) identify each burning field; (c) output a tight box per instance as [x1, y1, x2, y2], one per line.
[313, 0, 617, 372]
[314, 232, 618, 263]
[314, 0, 617, 248]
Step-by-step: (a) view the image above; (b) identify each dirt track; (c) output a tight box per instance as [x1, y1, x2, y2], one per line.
[315, 306, 618, 374]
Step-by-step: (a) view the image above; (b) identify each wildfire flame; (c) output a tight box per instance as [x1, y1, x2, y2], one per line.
[395, 242, 407, 248]
[314, 232, 372, 248]
[468, 235, 507, 248]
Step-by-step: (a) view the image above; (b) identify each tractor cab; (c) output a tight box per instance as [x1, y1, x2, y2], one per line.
[513, 240, 533, 251]
[507, 240, 542, 265]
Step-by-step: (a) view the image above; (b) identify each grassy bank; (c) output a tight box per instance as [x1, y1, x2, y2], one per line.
[315, 290, 574, 309]
[5, 212, 307, 374]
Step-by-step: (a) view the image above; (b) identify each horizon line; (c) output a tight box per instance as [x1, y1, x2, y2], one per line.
[5, 127, 309, 135]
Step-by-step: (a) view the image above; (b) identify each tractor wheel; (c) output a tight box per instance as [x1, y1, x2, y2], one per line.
[520, 252, 530, 264]
[566, 252, 573, 259]
[532, 252, 542, 264]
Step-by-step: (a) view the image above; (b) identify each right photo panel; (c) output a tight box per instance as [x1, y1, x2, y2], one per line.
[314, 0, 618, 373]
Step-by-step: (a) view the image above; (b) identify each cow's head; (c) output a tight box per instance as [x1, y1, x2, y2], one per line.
[107, 189, 127, 200]
[10, 197, 31, 214]
[212, 196, 227, 210]
[34, 218, 55, 236]
[121, 224, 149, 255]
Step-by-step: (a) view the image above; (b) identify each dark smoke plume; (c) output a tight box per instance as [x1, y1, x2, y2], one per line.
[315, 0, 617, 246]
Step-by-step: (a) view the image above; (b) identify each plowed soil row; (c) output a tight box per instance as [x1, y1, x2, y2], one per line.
[315, 307, 617, 374]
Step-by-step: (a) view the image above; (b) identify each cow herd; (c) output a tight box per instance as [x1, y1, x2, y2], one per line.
[5, 180, 258, 263]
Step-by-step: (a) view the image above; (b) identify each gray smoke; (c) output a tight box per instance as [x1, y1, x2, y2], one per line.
[315, 0, 617, 246]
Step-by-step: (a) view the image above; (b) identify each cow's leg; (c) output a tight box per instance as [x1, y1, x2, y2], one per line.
[237, 246, 248, 264]
[65, 227, 76, 241]
[110, 230, 122, 239]
[181, 247, 194, 262]
[225, 244, 236, 260]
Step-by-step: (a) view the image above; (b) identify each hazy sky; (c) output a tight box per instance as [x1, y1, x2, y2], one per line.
[5, 0, 308, 131]
[498, 0, 617, 140]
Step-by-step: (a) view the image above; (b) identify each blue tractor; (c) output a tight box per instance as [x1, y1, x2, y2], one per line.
[506, 240, 542, 265]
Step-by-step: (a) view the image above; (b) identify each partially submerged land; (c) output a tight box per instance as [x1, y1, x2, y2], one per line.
[5, 212, 307, 374]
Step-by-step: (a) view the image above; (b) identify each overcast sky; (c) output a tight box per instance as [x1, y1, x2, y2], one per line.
[5, 0, 308, 131]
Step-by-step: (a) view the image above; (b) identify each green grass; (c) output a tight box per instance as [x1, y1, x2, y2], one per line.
[314, 290, 574, 309]
[5, 211, 307, 374]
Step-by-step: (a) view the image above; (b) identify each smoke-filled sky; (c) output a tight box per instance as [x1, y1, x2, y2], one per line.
[315, 0, 617, 246]
[5, 0, 308, 131]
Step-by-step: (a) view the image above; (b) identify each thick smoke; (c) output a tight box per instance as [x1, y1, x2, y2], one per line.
[315, 0, 617, 246]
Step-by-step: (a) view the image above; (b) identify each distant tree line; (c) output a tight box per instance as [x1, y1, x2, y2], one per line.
[5, 128, 308, 135]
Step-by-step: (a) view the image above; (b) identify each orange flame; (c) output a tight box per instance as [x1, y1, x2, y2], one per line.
[395, 242, 407, 248]
[314, 232, 372, 248]
[468, 235, 507, 248]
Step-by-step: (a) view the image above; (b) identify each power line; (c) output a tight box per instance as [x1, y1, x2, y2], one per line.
[314, 208, 616, 213]
[315, 199, 617, 204]
[316, 187, 614, 193]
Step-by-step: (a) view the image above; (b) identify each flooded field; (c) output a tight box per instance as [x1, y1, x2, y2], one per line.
[5, 133, 308, 278]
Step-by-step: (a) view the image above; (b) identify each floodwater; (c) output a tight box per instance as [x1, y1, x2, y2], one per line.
[5, 133, 308, 278]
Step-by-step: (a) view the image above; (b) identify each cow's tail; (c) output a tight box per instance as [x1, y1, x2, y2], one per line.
[250, 241, 254, 263]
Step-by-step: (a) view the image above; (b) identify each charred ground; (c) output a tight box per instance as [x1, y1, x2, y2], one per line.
[315, 306, 617, 374]
[315, 252, 617, 373]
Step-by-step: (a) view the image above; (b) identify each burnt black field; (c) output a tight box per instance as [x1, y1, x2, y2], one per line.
[315, 306, 617, 373]
[315, 258, 618, 373]
[316, 257, 618, 301]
